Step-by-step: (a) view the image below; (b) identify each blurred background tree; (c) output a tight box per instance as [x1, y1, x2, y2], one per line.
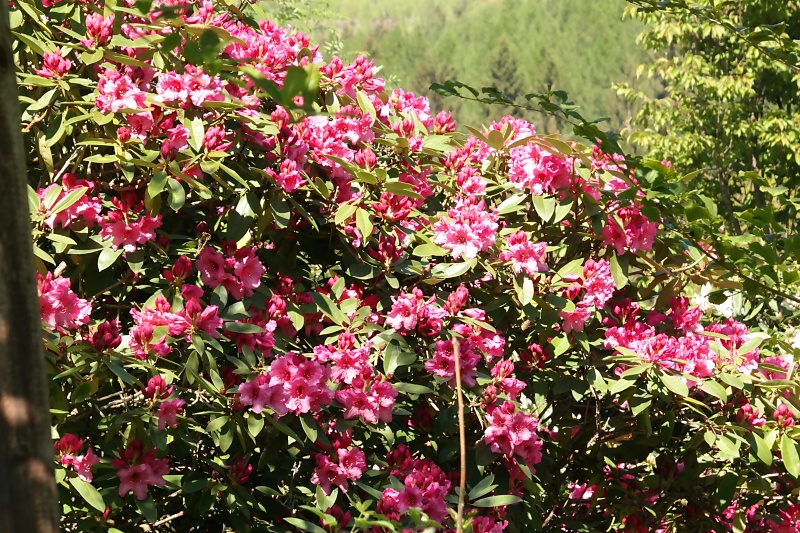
[617, 0, 800, 234]
[321, 0, 661, 135]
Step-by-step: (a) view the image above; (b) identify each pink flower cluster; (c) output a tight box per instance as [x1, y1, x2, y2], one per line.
[112, 440, 169, 500]
[127, 287, 222, 360]
[377, 445, 453, 523]
[155, 67, 224, 107]
[238, 353, 334, 417]
[602, 204, 658, 254]
[484, 401, 543, 470]
[424, 337, 482, 387]
[316, 333, 398, 424]
[558, 259, 615, 334]
[142, 375, 186, 430]
[55, 434, 99, 483]
[98, 194, 162, 253]
[36, 174, 102, 229]
[499, 230, 548, 277]
[386, 287, 447, 337]
[197, 244, 266, 300]
[36, 49, 72, 78]
[80, 13, 113, 48]
[37, 272, 92, 329]
[433, 199, 499, 260]
[508, 143, 572, 195]
[96, 68, 147, 113]
[311, 431, 366, 495]
[129, 295, 183, 359]
[605, 298, 761, 381]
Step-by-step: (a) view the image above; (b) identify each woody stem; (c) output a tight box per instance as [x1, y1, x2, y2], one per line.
[453, 335, 466, 533]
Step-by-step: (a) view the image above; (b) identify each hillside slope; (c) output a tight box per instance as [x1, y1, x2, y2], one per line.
[325, 0, 656, 134]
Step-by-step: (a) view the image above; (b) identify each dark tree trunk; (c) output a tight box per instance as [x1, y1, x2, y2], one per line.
[0, 3, 59, 531]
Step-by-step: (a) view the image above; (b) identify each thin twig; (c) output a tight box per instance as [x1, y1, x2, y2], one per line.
[453, 335, 466, 533]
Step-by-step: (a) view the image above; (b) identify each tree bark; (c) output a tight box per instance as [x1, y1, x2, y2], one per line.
[0, 3, 59, 531]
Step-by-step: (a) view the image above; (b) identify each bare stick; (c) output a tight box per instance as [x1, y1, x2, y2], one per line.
[453, 335, 466, 533]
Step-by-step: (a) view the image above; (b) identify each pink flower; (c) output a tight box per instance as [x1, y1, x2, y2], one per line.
[71, 449, 99, 483]
[81, 13, 113, 48]
[99, 211, 162, 253]
[142, 375, 173, 400]
[36, 49, 72, 78]
[499, 230, 548, 276]
[113, 441, 169, 500]
[96, 68, 147, 113]
[92, 320, 122, 351]
[311, 454, 347, 496]
[156, 398, 186, 430]
[117, 463, 162, 500]
[582, 259, 614, 308]
[55, 434, 99, 483]
[336, 447, 366, 480]
[37, 272, 91, 329]
[559, 305, 592, 334]
[197, 247, 226, 288]
[155, 72, 188, 103]
[433, 199, 498, 260]
[336, 387, 379, 424]
[36, 174, 102, 229]
[161, 124, 190, 159]
[265, 158, 307, 193]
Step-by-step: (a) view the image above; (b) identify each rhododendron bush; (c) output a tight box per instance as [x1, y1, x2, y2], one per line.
[12, 0, 800, 531]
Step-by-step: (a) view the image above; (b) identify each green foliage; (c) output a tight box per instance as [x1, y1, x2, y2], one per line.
[326, 0, 660, 133]
[617, 0, 800, 337]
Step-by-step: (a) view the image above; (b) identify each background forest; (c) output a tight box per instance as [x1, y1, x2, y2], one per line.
[270, 0, 661, 135]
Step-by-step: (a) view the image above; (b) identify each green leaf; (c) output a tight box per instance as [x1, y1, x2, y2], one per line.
[135, 496, 158, 523]
[147, 171, 169, 199]
[284, 518, 328, 533]
[430, 258, 476, 279]
[468, 475, 497, 501]
[586, 368, 607, 393]
[247, 415, 264, 439]
[97, 247, 123, 272]
[609, 376, 637, 395]
[311, 292, 348, 325]
[658, 372, 689, 397]
[50, 187, 88, 215]
[223, 322, 264, 334]
[717, 434, 740, 459]
[532, 195, 555, 221]
[422, 134, 455, 152]
[383, 340, 416, 375]
[609, 253, 628, 289]
[69, 478, 105, 512]
[187, 116, 205, 152]
[166, 178, 185, 211]
[412, 243, 448, 257]
[206, 416, 229, 434]
[781, 434, 800, 477]
[700, 380, 728, 402]
[356, 90, 376, 120]
[496, 193, 527, 215]
[182, 478, 210, 494]
[486, 129, 505, 150]
[105, 361, 136, 385]
[315, 485, 337, 511]
[300, 416, 318, 442]
[471, 494, 522, 507]
[393, 382, 432, 395]
[746, 432, 772, 466]
[384, 180, 423, 199]
[355, 207, 373, 242]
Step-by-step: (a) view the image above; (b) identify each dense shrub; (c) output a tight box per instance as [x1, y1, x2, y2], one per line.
[12, 0, 800, 530]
